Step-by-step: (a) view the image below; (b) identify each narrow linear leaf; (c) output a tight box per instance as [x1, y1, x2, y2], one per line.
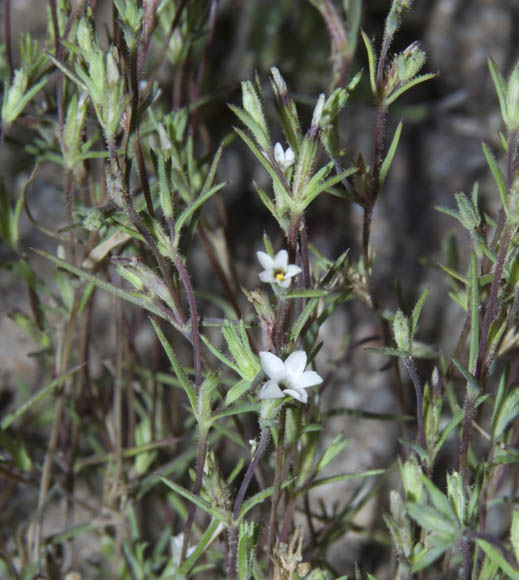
[1, 363, 84, 430]
[175, 181, 226, 240]
[469, 253, 479, 373]
[488, 58, 509, 127]
[178, 519, 222, 575]
[410, 287, 429, 337]
[289, 297, 319, 344]
[302, 468, 386, 492]
[34, 248, 176, 325]
[476, 539, 519, 580]
[44, 50, 87, 90]
[201, 335, 241, 376]
[385, 73, 437, 106]
[482, 142, 507, 207]
[361, 30, 377, 96]
[379, 120, 403, 187]
[160, 476, 227, 523]
[150, 318, 196, 411]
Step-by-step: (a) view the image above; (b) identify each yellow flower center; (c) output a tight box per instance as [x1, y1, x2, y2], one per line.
[274, 270, 286, 282]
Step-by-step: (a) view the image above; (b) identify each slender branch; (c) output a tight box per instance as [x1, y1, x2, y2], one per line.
[228, 428, 271, 578]
[475, 131, 518, 381]
[268, 406, 286, 555]
[404, 356, 425, 450]
[5, 0, 13, 82]
[167, 219, 202, 391]
[181, 435, 208, 562]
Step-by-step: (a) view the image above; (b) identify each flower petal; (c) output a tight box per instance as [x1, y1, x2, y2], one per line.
[285, 264, 302, 278]
[278, 277, 292, 288]
[259, 270, 275, 283]
[273, 249, 288, 269]
[284, 350, 307, 377]
[259, 380, 284, 399]
[259, 351, 285, 381]
[284, 147, 295, 167]
[297, 370, 323, 389]
[257, 251, 274, 271]
[284, 388, 308, 403]
[274, 142, 284, 165]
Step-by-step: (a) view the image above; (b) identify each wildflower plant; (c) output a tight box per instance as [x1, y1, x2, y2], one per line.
[1, 0, 519, 579]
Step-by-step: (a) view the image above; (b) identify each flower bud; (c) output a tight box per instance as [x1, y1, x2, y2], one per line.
[506, 62, 519, 131]
[393, 309, 411, 353]
[454, 191, 480, 230]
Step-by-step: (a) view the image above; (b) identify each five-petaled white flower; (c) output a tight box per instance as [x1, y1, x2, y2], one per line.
[274, 142, 295, 172]
[257, 249, 301, 288]
[259, 350, 323, 404]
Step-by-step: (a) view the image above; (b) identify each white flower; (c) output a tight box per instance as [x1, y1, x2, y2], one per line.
[259, 350, 323, 404]
[274, 142, 295, 171]
[257, 249, 301, 288]
[170, 533, 195, 564]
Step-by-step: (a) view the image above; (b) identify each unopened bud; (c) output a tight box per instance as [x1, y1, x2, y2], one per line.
[393, 309, 411, 353]
[274, 142, 295, 171]
[454, 191, 480, 230]
[106, 48, 120, 86]
[506, 62, 519, 131]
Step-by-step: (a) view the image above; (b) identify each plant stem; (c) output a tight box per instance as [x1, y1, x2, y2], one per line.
[228, 428, 271, 578]
[268, 407, 286, 555]
[5, 0, 13, 82]
[181, 434, 208, 562]
[404, 356, 425, 450]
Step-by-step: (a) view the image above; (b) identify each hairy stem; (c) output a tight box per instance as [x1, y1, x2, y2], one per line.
[404, 357, 425, 450]
[228, 428, 271, 578]
[268, 407, 286, 555]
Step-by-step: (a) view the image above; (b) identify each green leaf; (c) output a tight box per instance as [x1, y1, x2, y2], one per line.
[361, 30, 377, 96]
[289, 297, 319, 344]
[224, 378, 253, 406]
[0, 430, 33, 471]
[229, 104, 270, 152]
[151, 318, 196, 412]
[421, 476, 457, 522]
[369, 346, 408, 359]
[451, 356, 480, 396]
[45, 50, 88, 90]
[385, 73, 437, 106]
[178, 519, 222, 576]
[314, 433, 349, 473]
[512, 508, 519, 566]
[493, 388, 519, 440]
[238, 485, 274, 520]
[34, 248, 179, 327]
[432, 409, 463, 459]
[175, 181, 226, 242]
[303, 468, 386, 492]
[410, 288, 429, 338]
[201, 335, 241, 376]
[488, 58, 509, 128]
[285, 289, 327, 299]
[379, 120, 403, 187]
[160, 476, 228, 523]
[1, 364, 83, 430]
[476, 539, 519, 579]
[233, 126, 289, 200]
[482, 142, 507, 207]
[407, 504, 458, 537]
[411, 544, 451, 573]
[468, 253, 480, 373]
[237, 521, 255, 580]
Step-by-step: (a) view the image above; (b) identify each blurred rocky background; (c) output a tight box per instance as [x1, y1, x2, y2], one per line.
[0, 0, 517, 577]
